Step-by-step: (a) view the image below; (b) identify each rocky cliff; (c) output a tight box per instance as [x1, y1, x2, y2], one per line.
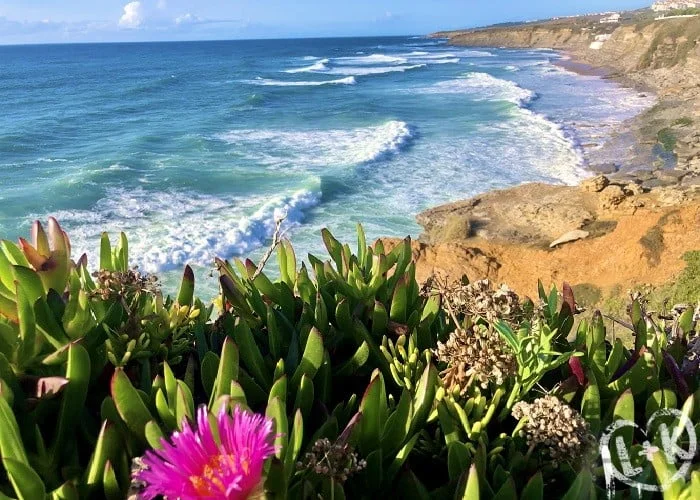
[384, 180, 700, 310]
[434, 25, 592, 51]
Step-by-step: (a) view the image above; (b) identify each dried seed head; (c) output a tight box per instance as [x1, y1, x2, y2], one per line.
[297, 438, 366, 483]
[441, 279, 522, 323]
[682, 335, 700, 378]
[435, 323, 517, 392]
[512, 395, 595, 464]
[91, 268, 159, 300]
[127, 457, 147, 500]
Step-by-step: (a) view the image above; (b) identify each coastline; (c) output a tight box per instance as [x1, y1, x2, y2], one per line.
[387, 16, 700, 308]
[552, 52, 668, 176]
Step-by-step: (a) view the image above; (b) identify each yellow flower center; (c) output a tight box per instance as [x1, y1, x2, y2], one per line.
[188, 454, 251, 497]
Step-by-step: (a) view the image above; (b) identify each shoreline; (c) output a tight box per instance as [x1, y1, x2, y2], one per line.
[388, 17, 700, 307]
[552, 52, 669, 177]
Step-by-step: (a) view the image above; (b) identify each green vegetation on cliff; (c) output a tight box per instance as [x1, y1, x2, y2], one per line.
[0, 219, 698, 498]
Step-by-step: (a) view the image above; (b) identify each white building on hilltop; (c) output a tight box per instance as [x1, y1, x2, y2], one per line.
[600, 12, 621, 23]
[652, 1, 700, 12]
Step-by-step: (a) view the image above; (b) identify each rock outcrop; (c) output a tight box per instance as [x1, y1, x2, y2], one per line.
[400, 175, 700, 301]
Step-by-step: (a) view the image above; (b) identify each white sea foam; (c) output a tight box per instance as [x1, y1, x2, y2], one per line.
[422, 72, 535, 105]
[334, 53, 408, 65]
[45, 185, 322, 274]
[106, 163, 132, 171]
[405, 41, 442, 46]
[418, 73, 586, 184]
[37, 157, 69, 163]
[401, 52, 461, 65]
[219, 120, 414, 167]
[403, 52, 456, 59]
[512, 110, 587, 184]
[244, 76, 356, 86]
[140, 189, 321, 272]
[417, 58, 460, 65]
[452, 49, 495, 58]
[285, 59, 329, 73]
[326, 64, 426, 76]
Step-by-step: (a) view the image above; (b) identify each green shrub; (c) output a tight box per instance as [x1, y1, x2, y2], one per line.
[673, 117, 693, 127]
[0, 219, 698, 498]
[658, 127, 677, 152]
[668, 8, 700, 16]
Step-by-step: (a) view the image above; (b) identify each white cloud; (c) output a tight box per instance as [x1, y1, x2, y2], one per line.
[119, 1, 144, 28]
[175, 13, 201, 26]
[157, 0, 167, 9]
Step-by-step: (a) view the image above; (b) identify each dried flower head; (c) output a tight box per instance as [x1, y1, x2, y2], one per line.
[627, 289, 651, 313]
[134, 405, 275, 500]
[512, 395, 595, 463]
[682, 335, 700, 378]
[297, 438, 366, 484]
[435, 323, 517, 392]
[441, 279, 522, 323]
[91, 268, 159, 301]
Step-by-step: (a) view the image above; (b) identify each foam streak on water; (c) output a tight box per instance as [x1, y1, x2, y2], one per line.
[0, 37, 654, 294]
[218, 120, 414, 166]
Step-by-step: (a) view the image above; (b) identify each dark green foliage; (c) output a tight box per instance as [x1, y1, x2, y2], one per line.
[658, 127, 677, 152]
[0, 220, 698, 499]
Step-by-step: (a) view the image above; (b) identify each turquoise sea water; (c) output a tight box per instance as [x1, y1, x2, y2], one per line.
[0, 36, 653, 294]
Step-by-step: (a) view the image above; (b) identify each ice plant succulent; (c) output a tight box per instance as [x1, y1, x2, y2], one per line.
[134, 404, 276, 499]
[16, 217, 72, 293]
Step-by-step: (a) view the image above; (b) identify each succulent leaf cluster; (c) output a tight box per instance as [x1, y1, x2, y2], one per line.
[0, 220, 698, 499]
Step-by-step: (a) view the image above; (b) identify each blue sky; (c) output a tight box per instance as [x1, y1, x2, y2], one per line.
[0, 1, 650, 45]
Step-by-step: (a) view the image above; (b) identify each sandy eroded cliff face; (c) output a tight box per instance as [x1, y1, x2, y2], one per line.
[438, 26, 592, 51]
[434, 17, 700, 77]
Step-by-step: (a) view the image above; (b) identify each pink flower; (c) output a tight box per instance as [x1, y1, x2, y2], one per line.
[136, 404, 276, 499]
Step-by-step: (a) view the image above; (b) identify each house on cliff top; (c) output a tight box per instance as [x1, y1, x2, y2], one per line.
[599, 13, 621, 23]
[652, 0, 700, 11]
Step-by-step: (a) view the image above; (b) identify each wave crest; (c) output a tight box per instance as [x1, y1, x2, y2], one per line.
[46, 185, 322, 274]
[335, 53, 408, 65]
[244, 76, 356, 86]
[326, 64, 426, 76]
[285, 58, 329, 73]
[422, 72, 535, 105]
[219, 120, 415, 166]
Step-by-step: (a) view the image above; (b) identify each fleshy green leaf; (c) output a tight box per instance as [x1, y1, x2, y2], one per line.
[447, 441, 470, 481]
[210, 337, 239, 408]
[520, 472, 543, 500]
[290, 327, 324, 388]
[111, 368, 154, 443]
[233, 317, 271, 390]
[266, 397, 288, 460]
[458, 464, 480, 500]
[4, 458, 46, 500]
[0, 394, 29, 465]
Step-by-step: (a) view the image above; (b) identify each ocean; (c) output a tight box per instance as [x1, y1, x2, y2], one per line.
[0, 36, 653, 295]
